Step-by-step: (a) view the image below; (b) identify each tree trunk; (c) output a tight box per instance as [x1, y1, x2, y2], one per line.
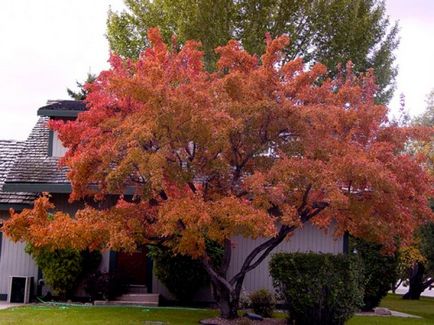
[200, 189, 327, 319]
[216, 292, 238, 319]
[403, 262, 425, 300]
[211, 281, 238, 319]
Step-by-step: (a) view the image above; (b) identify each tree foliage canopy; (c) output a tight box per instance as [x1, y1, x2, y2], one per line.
[107, 0, 399, 103]
[3, 29, 431, 318]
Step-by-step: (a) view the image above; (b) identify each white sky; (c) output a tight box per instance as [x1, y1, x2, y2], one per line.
[0, 0, 433, 140]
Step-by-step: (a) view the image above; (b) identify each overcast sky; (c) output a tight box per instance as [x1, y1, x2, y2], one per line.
[0, 0, 433, 140]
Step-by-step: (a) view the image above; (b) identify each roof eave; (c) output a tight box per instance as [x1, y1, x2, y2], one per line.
[3, 182, 72, 193]
[37, 109, 80, 118]
[3, 182, 137, 196]
[0, 203, 32, 211]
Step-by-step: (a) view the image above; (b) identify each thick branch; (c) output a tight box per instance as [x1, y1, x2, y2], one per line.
[230, 186, 329, 286]
[230, 225, 292, 285]
[202, 257, 233, 293]
[220, 238, 232, 275]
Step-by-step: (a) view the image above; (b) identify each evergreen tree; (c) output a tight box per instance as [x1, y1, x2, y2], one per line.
[67, 73, 97, 100]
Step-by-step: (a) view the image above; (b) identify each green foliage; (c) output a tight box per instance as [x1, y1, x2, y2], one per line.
[350, 238, 398, 311]
[415, 89, 434, 126]
[26, 245, 101, 299]
[26, 245, 82, 298]
[84, 272, 126, 301]
[269, 252, 365, 325]
[418, 222, 434, 277]
[107, 0, 398, 102]
[248, 289, 275, 318]
[67, 73, 97, 100]
[148, 246, 210, 302]
[81, 249, 103, 274]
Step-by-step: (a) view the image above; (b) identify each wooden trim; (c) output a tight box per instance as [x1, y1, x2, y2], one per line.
[3, 183, 72, 193]
[146, 255, 153, 293]
[37, 109, 80, 118]
[343, 231, 349, 254]
[47, 130, 54, 156]
[0, 204, 31, 211]
[3, 183, 137, 195]
[109, 251, 117, 273]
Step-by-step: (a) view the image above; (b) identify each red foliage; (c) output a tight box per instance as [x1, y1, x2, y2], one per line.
[4, 28, 433, 256]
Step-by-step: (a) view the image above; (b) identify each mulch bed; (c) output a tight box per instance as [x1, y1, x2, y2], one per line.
[200, 317, 286, 324]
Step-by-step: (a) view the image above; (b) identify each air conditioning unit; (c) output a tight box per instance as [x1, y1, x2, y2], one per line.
[7, 276, 33, 303]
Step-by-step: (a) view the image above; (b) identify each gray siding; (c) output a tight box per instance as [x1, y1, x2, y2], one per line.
[227, 222, 342, 294]
[152, 222, 343, 300]
[0, 196, 111, 299]
[0, 234, 38, 297]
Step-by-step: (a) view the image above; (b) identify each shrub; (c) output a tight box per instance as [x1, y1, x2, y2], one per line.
[26, 245, 102, 300]
[239, 289, 251, 309]
[81, 250, 102, 275]
[85, 271, 126, 300]
[249, 289, 275, 318]
[269, 252, 364, 325]
[148, 246, 210, 302]
[350, 237, 398, 310]
[26, 245, 83, 299]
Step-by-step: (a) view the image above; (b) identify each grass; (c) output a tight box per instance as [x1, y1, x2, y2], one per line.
[0, 305, 218, 325]
[0, 294, 433, 324]
[348, 294, 434, 325]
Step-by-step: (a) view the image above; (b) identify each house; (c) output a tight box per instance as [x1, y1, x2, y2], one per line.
[0, 100, 346, 303]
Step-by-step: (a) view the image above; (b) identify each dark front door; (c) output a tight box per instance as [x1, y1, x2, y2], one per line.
[116, 248, 147, 285]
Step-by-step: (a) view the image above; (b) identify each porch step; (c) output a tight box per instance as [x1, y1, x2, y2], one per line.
[118, 293, 159, 303]
[94, 293, 159, 307]
[94, 300, 158, 307]
[127, 284, 147, 294]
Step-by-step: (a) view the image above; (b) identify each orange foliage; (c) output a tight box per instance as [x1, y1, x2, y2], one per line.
[4, 28, 433, 257]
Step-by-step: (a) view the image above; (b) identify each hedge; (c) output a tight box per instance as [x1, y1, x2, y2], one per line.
[269, 252, 365, 325]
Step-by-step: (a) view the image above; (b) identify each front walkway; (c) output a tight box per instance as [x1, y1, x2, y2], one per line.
[356, 307, 421, 318]
[0, 301, 23, 310]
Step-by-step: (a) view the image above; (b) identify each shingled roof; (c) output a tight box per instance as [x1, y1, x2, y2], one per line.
[37, 100, 87, 118]
[2, 100, 135, 195]
[3, 118, 70, 192]
[0, 140, 36, 209]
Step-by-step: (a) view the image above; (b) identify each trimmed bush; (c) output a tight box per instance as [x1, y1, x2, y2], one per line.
[148, 246, 210, 302]
[269, 252, 364, 325]
[350, 237, 398, 310]
[26, 245, 102, 300]
[26, 245, 82, 299]
[249, 289, 275, 318]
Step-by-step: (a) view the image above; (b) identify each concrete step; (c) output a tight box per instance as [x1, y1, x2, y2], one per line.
[127, 285, 147, 294]
[94, 300, 159, 307]
[117, 293, 159, 303]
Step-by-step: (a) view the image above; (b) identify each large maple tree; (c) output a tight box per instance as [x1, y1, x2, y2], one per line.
[4, 29, 433, 318]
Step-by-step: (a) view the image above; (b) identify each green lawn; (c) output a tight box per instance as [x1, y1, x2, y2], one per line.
[0, 294, 433, 324]
[0, 305, 218, 325]
[349, 294, 434, 325]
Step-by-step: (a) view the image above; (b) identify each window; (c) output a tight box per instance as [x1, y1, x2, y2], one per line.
[51, 131, 67, 157]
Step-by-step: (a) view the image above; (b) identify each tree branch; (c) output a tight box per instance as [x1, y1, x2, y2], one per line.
[229, 225, 292, 285]
[202, 257, 233, 293]
[229, 186, 329, 286]
[220, 238, 232, 275]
